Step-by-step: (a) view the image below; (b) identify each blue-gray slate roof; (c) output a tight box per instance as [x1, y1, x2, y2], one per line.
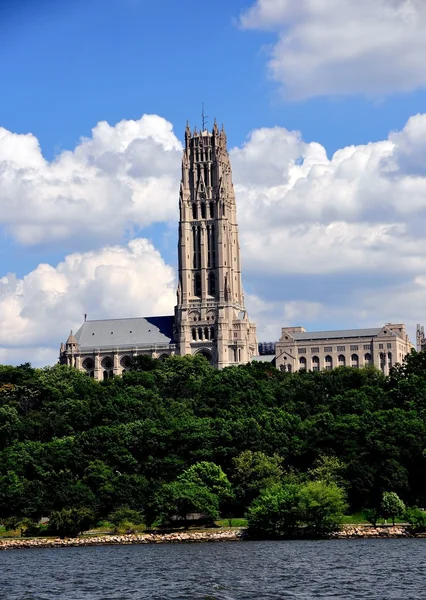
[252, 355, 275, 363]
[291, 328, 384, 341]
[74, 316, 175, 349]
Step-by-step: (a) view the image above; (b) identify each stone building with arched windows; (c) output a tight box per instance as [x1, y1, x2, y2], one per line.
[275, 324, 414, 375]
[59, 120, 258, 377]
[60, 316, 175, 380]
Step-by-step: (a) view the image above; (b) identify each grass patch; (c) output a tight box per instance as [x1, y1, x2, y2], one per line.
[342, 513, 406, 525]
[215, 518, 247, 528]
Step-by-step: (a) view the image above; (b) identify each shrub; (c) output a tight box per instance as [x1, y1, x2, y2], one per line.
[362, 508, 380, 527]
[299, 480, 348, 535]
[247, 484, 301, 538]
[405, 507, 426, 530]
[48, 507, 96, 538]
[247, 481, 347, 539]
[108, 506, 144, 526]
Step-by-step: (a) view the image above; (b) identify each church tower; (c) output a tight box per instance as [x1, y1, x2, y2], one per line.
[174, 120, 257, 368]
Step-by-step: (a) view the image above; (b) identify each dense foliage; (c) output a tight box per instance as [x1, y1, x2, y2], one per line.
[247, 481, 347, 537]
[1, 351, 426, 532]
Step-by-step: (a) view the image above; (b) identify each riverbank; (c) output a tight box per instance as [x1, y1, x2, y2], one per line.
[332, 525, 426, 538]
[2, 525, 425, 550]
[0, 529, 244, 550]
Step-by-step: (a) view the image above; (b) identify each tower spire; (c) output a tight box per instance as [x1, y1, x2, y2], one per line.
[174, 119, 257, 368]
[201, 103, 208, 131]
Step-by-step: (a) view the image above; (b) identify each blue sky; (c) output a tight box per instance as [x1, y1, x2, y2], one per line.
[1, 0, 426, 364]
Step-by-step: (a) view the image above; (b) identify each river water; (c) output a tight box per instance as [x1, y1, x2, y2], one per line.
[1, 539, 425, 599]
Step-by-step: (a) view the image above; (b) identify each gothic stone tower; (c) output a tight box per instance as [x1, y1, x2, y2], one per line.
[174, 120, 257, 368]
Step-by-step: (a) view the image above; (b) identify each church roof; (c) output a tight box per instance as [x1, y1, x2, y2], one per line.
[290, 327, 383, 341]
[74, 316, 175, 350]
[252, 355, 275, 363]
[66, 331, 78, 345]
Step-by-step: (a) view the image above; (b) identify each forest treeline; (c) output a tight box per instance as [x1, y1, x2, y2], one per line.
[1, 352, 426, 533]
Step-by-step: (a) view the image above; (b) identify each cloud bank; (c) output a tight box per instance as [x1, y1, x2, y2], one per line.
[2, 112, 426, 363]
[0, 239, 176, 366]
[0, 115, 181, 247]
[240, 0, 426, 99]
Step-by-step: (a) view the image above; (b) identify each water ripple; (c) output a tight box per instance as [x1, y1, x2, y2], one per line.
[1, 539, 425, 599]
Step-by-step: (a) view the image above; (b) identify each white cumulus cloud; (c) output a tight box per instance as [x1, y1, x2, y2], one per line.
[0, 114, 181, 247]
[0, 239, 176, 366]
[239, 0, 426, 99]
[232, 114, 426, 277]
[3, 112, 426, 363]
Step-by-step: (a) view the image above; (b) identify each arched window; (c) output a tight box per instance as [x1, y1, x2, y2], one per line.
[201, 203, 206, 219]
[287, 364, 292, 373]
[82, 357, 94, 373]
[204, 327, 209, 340]
[222, 202, 225, 216]
[208, 272, 216, 297]
[388, 352, 393, 369]
[299, 356, 307, 370]
[209, 202, 214, 218]
[351, 354, 359, 368]
[103, 371, 108, 380]
[192, 328, 197, 340]
[198, 327, 203, 340]
[197, 349, 213, 365]
[364, 353, 372, 365]
[194, 273, 201, 297]
[380, 352, 386, 372]
[325, 355, 333, 371]
[120, 356, 132, 370]
[312, 356, 320, 372]
[338, 354, 346, 366]
[101, 357, 113, 370]
[210, 327, 215, 340]
[192, 203, 197, 219]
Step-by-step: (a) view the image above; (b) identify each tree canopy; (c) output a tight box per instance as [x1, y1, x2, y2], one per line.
[0, 352, 426, 532]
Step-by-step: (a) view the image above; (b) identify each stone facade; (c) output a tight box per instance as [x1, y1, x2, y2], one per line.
[59, 120, 257, 377]
[174, 121, 257, 368]
[59, 316, 176, 379]
[416, 324, 425, 351]
[275, 324, 414, 375]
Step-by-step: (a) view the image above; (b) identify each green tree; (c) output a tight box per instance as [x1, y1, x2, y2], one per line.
[362, 508, 380, 527]
[48, 507, 96, 538]
[299, 480, 347, 535]
[0, 406, 20, 449]
[1, 516, 35, 537]
[232, 450, 283, 509]
[380, 491, 405, 525]
[178, 461, 233, 505]
[405, 507, 426, 530]
[308, 455, 347, 488]
[246, 483, 301, 538]
[152, 480, 219, 528]
[108, 506, 144, 526]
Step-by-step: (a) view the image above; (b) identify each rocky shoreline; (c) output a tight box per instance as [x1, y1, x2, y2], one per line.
[0, 529, 244, 550]
[1, 525, 425, 550]
[332, 525, 426, 539]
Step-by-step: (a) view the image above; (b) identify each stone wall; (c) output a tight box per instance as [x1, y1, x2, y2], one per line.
[332, 525, 423, 538]
[2, 526, 425, 550]
[0, 529, 243, 550]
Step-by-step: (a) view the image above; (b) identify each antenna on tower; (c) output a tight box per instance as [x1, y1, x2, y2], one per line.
[201, 103, 208, 131]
